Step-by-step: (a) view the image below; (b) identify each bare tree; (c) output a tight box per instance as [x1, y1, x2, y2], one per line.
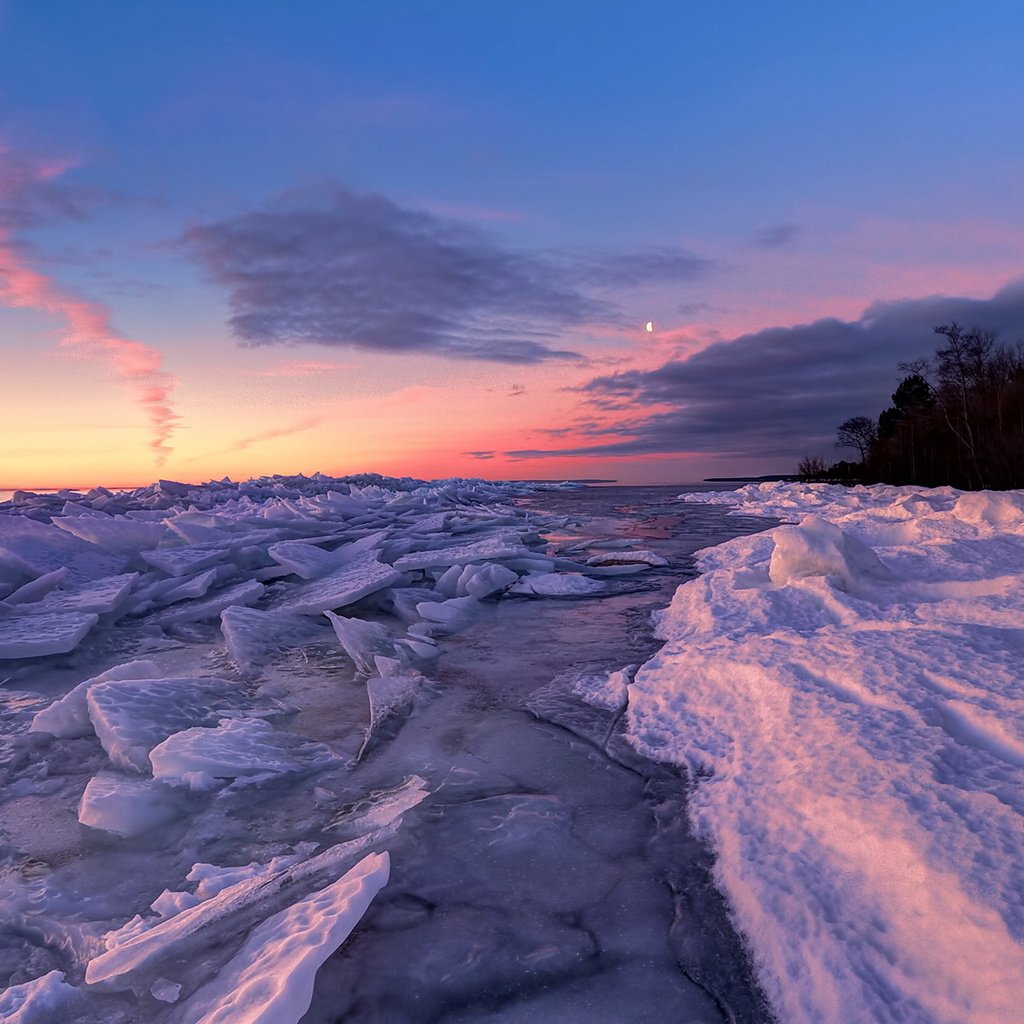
[836, 416, 877, 463]
[797, 454, 827, 481]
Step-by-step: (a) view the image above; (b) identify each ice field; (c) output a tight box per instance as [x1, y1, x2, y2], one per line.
[0, 474, 1021, 1023]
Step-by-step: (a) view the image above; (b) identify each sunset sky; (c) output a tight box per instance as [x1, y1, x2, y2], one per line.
[3, 1, 1024, 487]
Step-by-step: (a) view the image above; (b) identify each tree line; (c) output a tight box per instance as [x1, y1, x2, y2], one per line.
[799, 323, 1024, 489]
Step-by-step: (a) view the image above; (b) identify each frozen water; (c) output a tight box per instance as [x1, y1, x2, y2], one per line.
[586, 548, 668, 567]
[510, 572, 606, 597]
[0, 970, 75, 1022]
[154, 579, 265, 626]
[50, 514, 169, 553]
[392, 533, 533, 571]
[220, 605, 326, 673]
[323, 612, 396, 675]
[456, 562, 519, 598]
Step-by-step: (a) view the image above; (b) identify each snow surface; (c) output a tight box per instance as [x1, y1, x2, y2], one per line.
[623, 482, 1024, 1024]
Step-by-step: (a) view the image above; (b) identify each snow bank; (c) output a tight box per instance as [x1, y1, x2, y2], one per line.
[636, 483, 1024, 1023]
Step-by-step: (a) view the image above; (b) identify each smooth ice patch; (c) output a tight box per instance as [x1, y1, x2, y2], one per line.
[78, 772, 182, 838]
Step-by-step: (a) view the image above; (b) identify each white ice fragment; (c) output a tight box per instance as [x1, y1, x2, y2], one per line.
[150, 718, 339, 789]
[30, 659, 162, 738]
[392, 533, 532, 571]
[39, 572, 139, 615]
[415, 595, 481, 634]
[221, 605, 325, 672]
[151, 978, 182, 1003]
[176, 852, 389, 1024]
[155, 579, 266, 626]
[78, 772, 181, 838]
[510, 573, 606, 597]
[1, 567, 68, 606]
[86, 676, 239, 772]
[433, 564, 464, 597]
[323, 612, 395, 674]
[86, 829, 394, 986]
[0, 970, 76, 1022]
[50, 515, 169, 553]
[586, 549, 667, 568]
[457, 562, 519, 598]
[769, 515, 892, 590]
[0, 607, 98, 659]
[327, 776, 429, 836]
[272, 554, 403, 616]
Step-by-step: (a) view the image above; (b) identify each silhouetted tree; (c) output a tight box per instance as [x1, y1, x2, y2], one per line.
[836, 416, 877, 462]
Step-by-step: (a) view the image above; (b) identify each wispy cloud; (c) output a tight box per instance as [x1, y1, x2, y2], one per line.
[506, 280, 1024, 462]
[182, 186, 712, 364]
[0, 148, 179, 465]
[229, 415, 323, 452]
[752, 223, 802, 249]
[254, 359, 353, 378]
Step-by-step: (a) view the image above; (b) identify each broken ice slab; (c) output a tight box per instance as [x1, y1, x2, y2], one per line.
[391, 533, 534, 571]
[0, 969, 76, 1022]
[149, 717, 341, 790]
[140, 545, 230, 578]
[456, 562, 519, 598]
[510, 573, 607, 597]
[326, 776, 429, 837]
[50, 514, 170, 553]
[270, 554, 403, 616]
[85, 829, 396, 987]
[153, 579, 265, 627]
[86, 676, 241, 772]
[78, 772, 183, 838]
[324, 612, 396, 675]
[220, 605, 327, 673]
[38, 572, 139, 615]
[176, 852, 390, 1024]
[1, 566, 68, 606]
[29, 659, 163, 738]
[0, 606, 98, 659]
[586, 549, 668, 568]
[267, 529, 388, 580]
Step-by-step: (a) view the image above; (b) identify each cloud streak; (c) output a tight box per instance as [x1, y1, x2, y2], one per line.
[506, 281, 1024, 463]
[182, 186, 710, 364]
[0, 149, 179, 465]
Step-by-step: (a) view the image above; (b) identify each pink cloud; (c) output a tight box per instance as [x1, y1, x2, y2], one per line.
[0, 150, 178, 465]
[254, 359, 353, 378]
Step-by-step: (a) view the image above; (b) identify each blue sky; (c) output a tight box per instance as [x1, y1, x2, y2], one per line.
[2, 1, 1024, 484]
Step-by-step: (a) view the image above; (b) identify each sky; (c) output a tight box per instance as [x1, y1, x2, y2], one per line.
[2, 1, 1024, 487]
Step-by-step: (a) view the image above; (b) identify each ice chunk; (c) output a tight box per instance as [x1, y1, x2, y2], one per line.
[326, 776, 429, 837]
[0, 970, 75, 1022]
[39, 572, 138, 615]
[140, 546, 229, 578]
[387, 587, 442, 622]
[221, 606, 325, 672]
[362, 660, 424, 752]
[511, 573, 606, 597]
[392, 533, 532, 571]
[150, 718, 339, 789]
[266, 530, 385, 580]
[78, 772, 182, 837]
[457, 562, 519, 598]
[323, 612, 395, 675]
[29, 659, 162, 738]
[50, 514, 168, 553]
[86, 676, 239, 772]
[272, 554, 403, 616]
[151, 978, 182, 1003]
[415, 595, 481, 634]
[0, 606, 98, 659]
[1, 567, 68, 606]
[86, 829, 394, 986]
[155, 579, 265, 626]
[769, 515, 893, 590]
[175, 852, 389, 1024]
[586, 549, 668, 568]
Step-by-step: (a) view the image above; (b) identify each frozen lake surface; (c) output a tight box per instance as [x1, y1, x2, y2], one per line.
[0, 479, 776, 1024]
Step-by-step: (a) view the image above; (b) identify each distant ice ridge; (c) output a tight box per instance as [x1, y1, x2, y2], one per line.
[627, 483, 1024, 1024]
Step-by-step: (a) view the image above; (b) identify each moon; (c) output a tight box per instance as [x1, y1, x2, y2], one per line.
[645, 321, 654, 332]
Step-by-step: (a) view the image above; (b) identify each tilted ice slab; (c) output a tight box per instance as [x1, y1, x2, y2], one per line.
[177, 852, 389, 1024]
[220, 605, 326, 673]
[0, 515, 127, 585]
[271, 553, 403, 616]
[633, 484, 1024, 1024]
[586, 548, 667, 568]
[78, 772, 183, 838]
[392, 532, 533, 571]
[510, 573, 607, 597]
[38, 572, 139, 615]
[150, 718, 340, 790]
[50, 514, 169, 553]
[86, 676, 241, 772]
[154, 579, 265, 626]
[267, 530, 387, 580]
[0, 606, 98, 659]
[86, 828, 396, 987]
[30, 659, 162, 738]
[324, 611, 396, 675]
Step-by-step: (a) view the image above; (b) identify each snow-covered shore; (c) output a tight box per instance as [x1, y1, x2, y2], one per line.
[626, 483, 1024, 1023]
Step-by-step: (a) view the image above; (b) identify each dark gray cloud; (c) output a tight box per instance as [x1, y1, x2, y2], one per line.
[506, 280, 1024, 461]
[464, 450, 495, 459]
[752, 223, 801, 248]
[182, 187, 710, 364]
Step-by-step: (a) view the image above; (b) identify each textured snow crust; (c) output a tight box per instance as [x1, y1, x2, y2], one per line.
[625, 482, 1024, 1024]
